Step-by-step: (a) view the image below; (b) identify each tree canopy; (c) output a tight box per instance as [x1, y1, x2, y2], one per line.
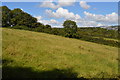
[2, 6, 11, 27]
[2, 6, 41, 28]
[63, 20, 77, 37]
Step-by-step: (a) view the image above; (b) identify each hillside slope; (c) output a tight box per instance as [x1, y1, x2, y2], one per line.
[2, 28, 118, 78]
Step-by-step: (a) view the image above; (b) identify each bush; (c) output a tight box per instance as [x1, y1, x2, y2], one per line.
[12, 25, 29, 30]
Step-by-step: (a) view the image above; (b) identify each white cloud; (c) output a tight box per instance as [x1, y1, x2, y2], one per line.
[58, 0, 76, 6]
[84, 11, 118, 24]
[45, 8, 112, 27]
[35, 16, 42, 20]
[48, 19, 59, 24]
[39, 0, 76, 9]
[40, 19, 58, 25]
[20, 8, 24, 11]
[39, 2, 60, 9]
[77, 20, 100, 27]
[35, 8, 118, 27]
[80, 1, 90, 9]
[45, 7, 81, 20]
[35, 16, 59, 27]
[97, 23, 104, 27]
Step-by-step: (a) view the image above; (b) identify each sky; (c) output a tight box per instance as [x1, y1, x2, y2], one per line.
[2, 1, 118, 27]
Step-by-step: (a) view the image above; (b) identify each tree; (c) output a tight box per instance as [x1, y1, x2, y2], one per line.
[2, 6, 11, 27]
[31, 22, 43, 28]
[34, 24, 45, 32]
[63, 20, 77, 37]
[2, 6, 46, 30]
[45, 24, 51, 29]
[41, 24, 52, 33]
[10, 8, 37, 28]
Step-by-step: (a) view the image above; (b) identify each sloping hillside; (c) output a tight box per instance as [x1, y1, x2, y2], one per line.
[2, 28, 118, 78]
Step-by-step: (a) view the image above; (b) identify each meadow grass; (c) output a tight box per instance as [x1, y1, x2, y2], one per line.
[2, 28, 118, 78]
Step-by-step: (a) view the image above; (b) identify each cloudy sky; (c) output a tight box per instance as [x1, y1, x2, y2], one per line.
[2, 1, 118, 27]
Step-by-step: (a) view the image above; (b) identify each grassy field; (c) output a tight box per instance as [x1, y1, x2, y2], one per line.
[2, 28, 118, 78]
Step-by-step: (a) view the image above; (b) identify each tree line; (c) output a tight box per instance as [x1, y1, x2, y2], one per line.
[2, 6, 119, 47]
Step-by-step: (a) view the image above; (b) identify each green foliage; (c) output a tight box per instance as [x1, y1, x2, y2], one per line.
[45, 24, 51, 29]
[63, 20, 77, 37]
[77, 27, 118, 39]
[2, 6, 11, 27]
[63, 20, 77, 30]
[2, 6, 43, 29]
[12, 25, 29, 30]
[10, 8, 37, 27]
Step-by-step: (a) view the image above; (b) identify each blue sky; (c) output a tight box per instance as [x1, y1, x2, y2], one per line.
[2, 1, 118, 27]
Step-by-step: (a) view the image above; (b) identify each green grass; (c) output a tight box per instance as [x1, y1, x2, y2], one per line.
[93, 37, 119, 42]
[2, 28, 118, 78]
[103, 38, 119, 42]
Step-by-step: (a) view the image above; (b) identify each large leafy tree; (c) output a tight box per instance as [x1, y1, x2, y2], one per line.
[10, 8, 37, 28]
[2, 6, 11, 27]
[63, 20, 77, 37]
[2, 6, 52, 32]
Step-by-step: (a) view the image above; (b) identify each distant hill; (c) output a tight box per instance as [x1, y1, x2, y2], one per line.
[100, 26, 118, 30]
[2, 28, 118, 78]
